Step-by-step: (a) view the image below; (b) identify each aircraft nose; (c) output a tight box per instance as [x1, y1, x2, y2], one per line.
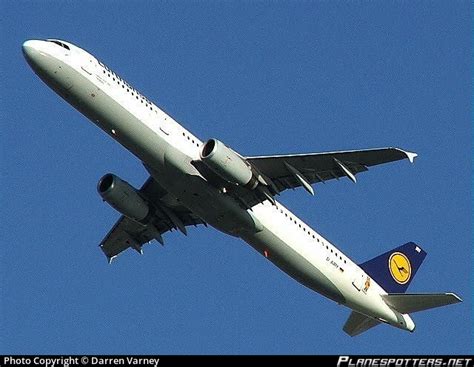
[22, 39, 43, 65]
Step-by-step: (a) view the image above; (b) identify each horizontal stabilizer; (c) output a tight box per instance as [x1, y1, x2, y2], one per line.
[382, 293, 462, 314]
[343, 311, 381, 337]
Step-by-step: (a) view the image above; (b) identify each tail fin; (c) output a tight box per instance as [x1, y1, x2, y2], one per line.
[382, 293, 462, 314]
[359, 242, 427, 293]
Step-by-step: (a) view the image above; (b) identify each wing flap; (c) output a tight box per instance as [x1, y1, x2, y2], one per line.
[99, 216, 157, 261]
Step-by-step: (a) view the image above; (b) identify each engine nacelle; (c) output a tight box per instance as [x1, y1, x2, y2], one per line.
[200, 139, 257, 188]
[97, 173, 150, 223]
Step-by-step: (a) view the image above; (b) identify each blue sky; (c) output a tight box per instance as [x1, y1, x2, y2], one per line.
[1, 1, 471, 354]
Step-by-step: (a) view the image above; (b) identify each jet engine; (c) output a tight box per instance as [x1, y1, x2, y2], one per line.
[97, 173, 150, 223]
[200, 139, 258, 189]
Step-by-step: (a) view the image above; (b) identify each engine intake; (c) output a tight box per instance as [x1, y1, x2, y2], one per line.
[97, 173, 150, 223]
[200, 139, 257, 189]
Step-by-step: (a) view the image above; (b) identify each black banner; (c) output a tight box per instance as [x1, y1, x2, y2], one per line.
[1, 356, 473, 367]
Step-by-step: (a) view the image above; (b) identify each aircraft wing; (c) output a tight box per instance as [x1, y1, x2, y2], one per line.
[100, 176, 205, 263]
[246, 147, 417, 195]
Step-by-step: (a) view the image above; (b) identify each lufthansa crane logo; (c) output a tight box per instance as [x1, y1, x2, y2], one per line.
[388, 252, 411, 284]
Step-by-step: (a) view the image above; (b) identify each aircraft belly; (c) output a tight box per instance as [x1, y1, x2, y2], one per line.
[146, 152, 263, 236]
[241, 228, 346, 304]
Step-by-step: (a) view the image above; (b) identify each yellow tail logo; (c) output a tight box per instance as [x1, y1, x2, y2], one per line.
[388, 252, 412, 284]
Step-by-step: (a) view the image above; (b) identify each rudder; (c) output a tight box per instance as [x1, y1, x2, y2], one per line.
[359, 242, 427, 293]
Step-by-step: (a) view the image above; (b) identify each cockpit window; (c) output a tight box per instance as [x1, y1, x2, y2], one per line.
[46, 39, 70, 50]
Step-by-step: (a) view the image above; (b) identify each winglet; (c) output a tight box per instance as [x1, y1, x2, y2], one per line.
[398, 149, 418, 163]
[448, 292, 463, 303]
[108, 255, 118, 264]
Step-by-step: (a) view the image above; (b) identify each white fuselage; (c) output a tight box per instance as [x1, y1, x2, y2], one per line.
[22, 39, 415, 332]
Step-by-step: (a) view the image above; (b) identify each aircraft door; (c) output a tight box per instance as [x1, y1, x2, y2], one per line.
[81, 58, 95, 76]
[352, 268, 365, 291]
[160, 117, 174, 136]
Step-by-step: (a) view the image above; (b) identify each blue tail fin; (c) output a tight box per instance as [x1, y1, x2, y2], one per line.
[359, 242, 427, 293]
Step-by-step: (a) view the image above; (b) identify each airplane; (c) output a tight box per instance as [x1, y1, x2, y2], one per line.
[22, 38, 462, 336]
